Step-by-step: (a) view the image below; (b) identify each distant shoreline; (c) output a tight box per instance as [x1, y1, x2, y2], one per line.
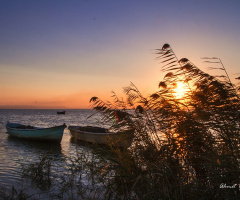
[0, 107, 91, 110]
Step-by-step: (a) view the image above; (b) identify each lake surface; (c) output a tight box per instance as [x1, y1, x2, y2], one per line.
[0, 109, 104, 198]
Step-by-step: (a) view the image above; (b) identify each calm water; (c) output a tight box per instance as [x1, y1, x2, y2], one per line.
[0, 109, 103, 195]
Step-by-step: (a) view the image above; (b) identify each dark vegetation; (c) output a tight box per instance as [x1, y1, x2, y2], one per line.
[89, 44, 240, 199]
[1, 44, 239, 199]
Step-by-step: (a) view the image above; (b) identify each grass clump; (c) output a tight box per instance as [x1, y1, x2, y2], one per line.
[21, 154, 52, 191]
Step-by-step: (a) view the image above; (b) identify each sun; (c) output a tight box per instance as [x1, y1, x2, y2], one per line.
[173, 82, 188, 99]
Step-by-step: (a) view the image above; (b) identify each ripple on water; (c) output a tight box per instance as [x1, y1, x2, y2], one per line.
[0, 109, 102, 191]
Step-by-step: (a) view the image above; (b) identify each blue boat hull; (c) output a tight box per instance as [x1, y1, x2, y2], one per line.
[6, 122, 66, 142]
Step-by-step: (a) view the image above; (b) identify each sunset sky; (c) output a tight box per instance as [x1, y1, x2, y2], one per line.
[1, 0, 240, 109]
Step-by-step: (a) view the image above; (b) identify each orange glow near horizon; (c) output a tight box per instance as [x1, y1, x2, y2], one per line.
[1, 1, 240, 109]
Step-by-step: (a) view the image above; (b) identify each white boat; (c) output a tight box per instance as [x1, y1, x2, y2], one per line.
[6, 122, 66, 142]
[68, 126, 134, 148]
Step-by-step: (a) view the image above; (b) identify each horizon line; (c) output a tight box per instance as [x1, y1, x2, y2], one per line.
[0, 105, 91, 109]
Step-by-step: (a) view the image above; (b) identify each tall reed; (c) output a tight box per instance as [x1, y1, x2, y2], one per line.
[90, 44, 240, 199]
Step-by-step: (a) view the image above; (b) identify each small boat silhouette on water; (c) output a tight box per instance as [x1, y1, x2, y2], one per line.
[57, 111, 66, 114]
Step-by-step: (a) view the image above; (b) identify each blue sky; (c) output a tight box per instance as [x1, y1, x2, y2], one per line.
[0, 0, 240, 108]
